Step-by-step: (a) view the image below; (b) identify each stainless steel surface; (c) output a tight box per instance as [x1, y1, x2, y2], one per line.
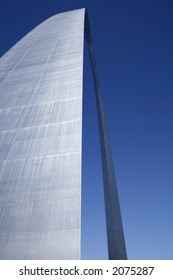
[0, 8, 127, 260]
[0, 9, 85, 259]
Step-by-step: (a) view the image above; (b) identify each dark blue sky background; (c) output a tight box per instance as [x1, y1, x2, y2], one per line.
[1, 0, 173, 259]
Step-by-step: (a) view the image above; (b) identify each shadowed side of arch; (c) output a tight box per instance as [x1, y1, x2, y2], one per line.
[84, 11, 127, 260]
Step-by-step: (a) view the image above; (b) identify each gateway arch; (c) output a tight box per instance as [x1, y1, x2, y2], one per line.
[0, 9, 127, 260]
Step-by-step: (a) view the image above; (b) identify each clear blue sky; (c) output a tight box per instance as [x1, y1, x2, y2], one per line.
[1, 0, 173, 260]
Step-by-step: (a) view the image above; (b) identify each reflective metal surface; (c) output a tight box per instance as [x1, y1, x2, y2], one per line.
[0, 8, 127, 260]
[0, 9, 85, 259]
